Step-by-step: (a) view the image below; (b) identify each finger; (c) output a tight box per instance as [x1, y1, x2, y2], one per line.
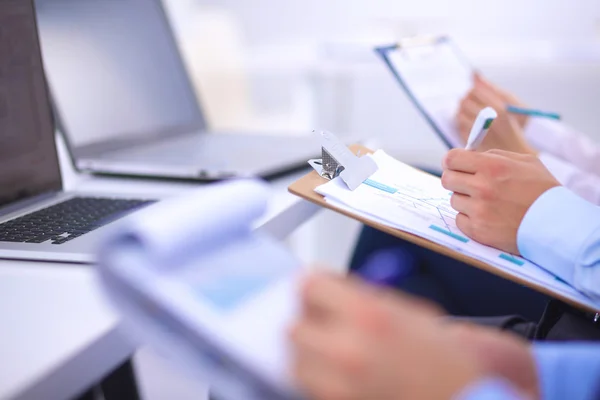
[290, 320, 336, 356]
[292, 352, 356, 400]
[473, 75, 524, 111]
[290, 323, 365, 398]
[473, 74, 495, 91]
[450, 193, 472, 214]
[459, 95, 484, 119]
[442, 149, 485, 174]
[301, 273, 362, 322]
[455, 213, 473, 238]
[457, 113, 472, 141]
[471, 80, 506, 110]
[441, 170, 477, 195]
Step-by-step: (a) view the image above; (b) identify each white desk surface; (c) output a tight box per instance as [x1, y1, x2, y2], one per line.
[0, 135, 319, 400]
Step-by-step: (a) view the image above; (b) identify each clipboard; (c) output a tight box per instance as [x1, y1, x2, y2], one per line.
[289, 144, 599, 314]
[375, 36, 474, 149]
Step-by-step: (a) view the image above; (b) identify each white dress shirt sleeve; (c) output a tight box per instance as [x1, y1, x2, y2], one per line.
[538, 153, 600, 205]
[525, 118, 600, 177]
[524, 119, 600, 205]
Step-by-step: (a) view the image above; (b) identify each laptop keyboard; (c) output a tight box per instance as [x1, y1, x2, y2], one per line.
[0, 197, 155, 245]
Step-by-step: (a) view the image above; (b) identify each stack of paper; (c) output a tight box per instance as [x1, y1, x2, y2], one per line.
[97, 180, 304, 400]
[316, 150, 598, 310]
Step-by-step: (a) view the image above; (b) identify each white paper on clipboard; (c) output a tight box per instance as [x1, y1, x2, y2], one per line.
[377, 38, 474, 148]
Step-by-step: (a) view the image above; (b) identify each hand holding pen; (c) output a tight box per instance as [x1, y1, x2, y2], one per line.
[456, 74, 559, 155]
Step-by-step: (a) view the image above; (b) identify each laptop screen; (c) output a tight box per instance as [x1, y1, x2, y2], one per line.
[35, 0, 206, 149]
[0, 0, 62, 209]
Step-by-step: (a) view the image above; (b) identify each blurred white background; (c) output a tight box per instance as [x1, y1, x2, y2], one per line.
[137, 1, 600, 398]
[162, 0, 600, 155]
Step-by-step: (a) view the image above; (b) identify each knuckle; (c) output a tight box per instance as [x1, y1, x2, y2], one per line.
[450, 193, 458, 209]
[288, 323, 301, 342]
[523, 154, 538, 164]
[356, 301, 386, 328]
[300, 275, 318, 300]
[471, 180, 490, 199]
[478, 184, 496, 201]
[455, 214, 471, 235]
[333, 346, 368, 377]
[441, 171, 452, 188]
[443, 149, 459, 169]
[355, 301, 394, 338]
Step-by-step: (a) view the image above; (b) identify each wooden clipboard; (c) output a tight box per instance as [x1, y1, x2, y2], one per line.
[289, 144, 598, 313]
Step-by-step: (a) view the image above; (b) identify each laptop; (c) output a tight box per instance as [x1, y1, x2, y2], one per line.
[34, 0, 318, 181]
[0, 0, 155, 264]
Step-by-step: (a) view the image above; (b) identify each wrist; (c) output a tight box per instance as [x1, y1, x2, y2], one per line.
[515, 138, 538, 156]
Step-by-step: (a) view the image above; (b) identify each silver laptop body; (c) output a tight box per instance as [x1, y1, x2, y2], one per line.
[0, 0, 156, 264]
[35, 0, 317, 181]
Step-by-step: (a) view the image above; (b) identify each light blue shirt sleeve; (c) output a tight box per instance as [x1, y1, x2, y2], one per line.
[534, 343, 600, 400]
[517, 186, 600, 300]
[457, 378, 524, 400]
[458, 344, 600, 400]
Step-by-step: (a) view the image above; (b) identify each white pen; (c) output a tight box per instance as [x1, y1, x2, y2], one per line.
[465, 107, 498, 151]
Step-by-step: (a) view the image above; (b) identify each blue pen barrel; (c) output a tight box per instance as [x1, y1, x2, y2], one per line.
[506, 105, 561, 121]
[355, 248, 417, 287]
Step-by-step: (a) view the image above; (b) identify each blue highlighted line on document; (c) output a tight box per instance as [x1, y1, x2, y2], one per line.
[428, 225, 469, 243]
[194, 275, 276, 311]
[499, 253, 525, 266]
[364, 179, 397, 194]
[555, 276, 569, 285]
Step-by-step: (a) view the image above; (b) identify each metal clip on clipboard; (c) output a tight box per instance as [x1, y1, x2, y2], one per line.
[308, 130, 378, 191]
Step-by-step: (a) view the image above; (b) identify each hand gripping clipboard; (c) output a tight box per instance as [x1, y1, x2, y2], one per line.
[290, 144, 600, 314]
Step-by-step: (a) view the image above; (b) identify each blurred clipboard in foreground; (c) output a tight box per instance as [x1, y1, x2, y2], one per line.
[290, 144, 600, 313]
[98, 181, 305, 400]
[375, 36, 473, 148]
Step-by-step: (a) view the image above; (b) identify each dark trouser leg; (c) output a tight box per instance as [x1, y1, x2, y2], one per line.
[350, 226, 550, 321]
[100, 359, 141, 400]
[451, 315, 539, 340]
[75, 387, 98, 400]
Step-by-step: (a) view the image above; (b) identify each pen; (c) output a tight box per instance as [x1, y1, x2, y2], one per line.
[506, 105, 561, 121]
[355, 248, 417, 287]
[465, 107, 497, 151]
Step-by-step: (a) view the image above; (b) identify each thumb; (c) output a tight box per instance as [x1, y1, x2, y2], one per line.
[474, 73, 495, 90]
[473, 72, 484, 85]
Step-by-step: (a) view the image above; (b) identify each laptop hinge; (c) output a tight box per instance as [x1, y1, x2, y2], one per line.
[0, 192, 62, 219]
